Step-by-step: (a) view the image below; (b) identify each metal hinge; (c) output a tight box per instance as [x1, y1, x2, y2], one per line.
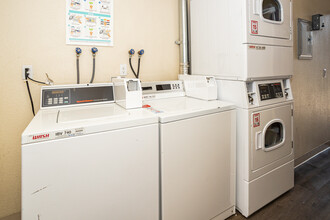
[291, 109, 294, 116]
[292, 141, 294, 148]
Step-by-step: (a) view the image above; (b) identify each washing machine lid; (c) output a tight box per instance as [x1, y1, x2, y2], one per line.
[22, 103, 158, 145]
[143, 97, 235, 123]
[57, 104, 128, 123]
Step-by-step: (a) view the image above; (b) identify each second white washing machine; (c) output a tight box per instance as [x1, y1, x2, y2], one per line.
[141, 81, 236, 220]
[217, 78, 294, 217]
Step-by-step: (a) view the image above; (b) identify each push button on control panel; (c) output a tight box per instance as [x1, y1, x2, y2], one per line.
[172, 83, 181, 90]
[42, 89, 70, 107]
[259, 82, 283, 101]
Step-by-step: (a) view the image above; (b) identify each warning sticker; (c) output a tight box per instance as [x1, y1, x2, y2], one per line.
[253, 113, 260, 127]
[251, 20, 258, 34]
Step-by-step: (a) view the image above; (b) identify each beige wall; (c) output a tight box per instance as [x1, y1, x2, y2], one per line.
[0, 0, 179, 217]
[292, 0, 330, 161]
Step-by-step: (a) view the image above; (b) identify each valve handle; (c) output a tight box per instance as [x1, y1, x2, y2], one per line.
[75, 47, 82, 55]
[138, 49, 145, 56]
[128, 49, 135, 56]
[91, 47, 98, 54]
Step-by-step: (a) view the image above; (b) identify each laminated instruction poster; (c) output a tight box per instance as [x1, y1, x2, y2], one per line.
[66, 0, 114, 46]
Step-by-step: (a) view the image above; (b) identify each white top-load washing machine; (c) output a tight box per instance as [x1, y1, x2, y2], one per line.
[217, 78, 294, 217]
[141, 80, 236, 220]
[21, 84, 159, 220]
[190, 0, 293, 80]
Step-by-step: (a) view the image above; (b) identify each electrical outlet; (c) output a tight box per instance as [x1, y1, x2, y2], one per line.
[22, 65, 33, 80]
[120, 64, 127, 76]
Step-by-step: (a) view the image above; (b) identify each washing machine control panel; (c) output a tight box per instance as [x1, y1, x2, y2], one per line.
[141, 81, 185, 99]
[258, 82, 283, 101]
[41, 84, 114, 108]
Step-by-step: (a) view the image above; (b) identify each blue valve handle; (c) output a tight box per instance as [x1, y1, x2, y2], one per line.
[128, 49, 135, 55]
[91, 47, 98, 54]
[138, 49, 145, 56]
[75, 47, 82, 55]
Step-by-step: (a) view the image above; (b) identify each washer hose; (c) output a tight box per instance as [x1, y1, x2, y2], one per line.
[75, 47, 82, 84]
[90, 57, 96, 83]
[129, 57, 138, 79]
[76, 57, 80, 84]
[137, 57, 141, 79]
[90, 47, 98, 83]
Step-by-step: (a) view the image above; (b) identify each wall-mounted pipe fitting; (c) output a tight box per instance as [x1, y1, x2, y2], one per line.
[128, 49, 135, 58]
[177, 0, 190, 75]
[91, 47, 98, 57]
[138, 49, 145, 57]
[76, 47, 82, 57]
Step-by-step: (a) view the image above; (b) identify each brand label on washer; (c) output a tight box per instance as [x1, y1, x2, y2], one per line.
[27, 133, 52, 144]
[251, 20, 258, 34]
[253, 113, 260, 127]
[27, 128, 85, 144]
[30, 133, 50, 141]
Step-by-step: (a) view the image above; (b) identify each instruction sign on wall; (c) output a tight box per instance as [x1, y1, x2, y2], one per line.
[66, 0, 114, 46]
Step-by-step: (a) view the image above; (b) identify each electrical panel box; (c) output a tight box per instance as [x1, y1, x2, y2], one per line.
[298, 19, 313, 60]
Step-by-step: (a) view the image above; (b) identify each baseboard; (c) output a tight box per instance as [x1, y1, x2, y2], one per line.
[294, 141, 330, 167]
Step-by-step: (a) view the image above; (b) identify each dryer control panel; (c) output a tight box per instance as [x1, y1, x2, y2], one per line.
[246, 79, 293, 108]
[258, 83, 283, 101]
[217, 79, 293, 109]
[41, 84, 114, 108]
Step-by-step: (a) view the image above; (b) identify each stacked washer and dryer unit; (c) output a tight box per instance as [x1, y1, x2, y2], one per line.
[190, 0, 294, 217]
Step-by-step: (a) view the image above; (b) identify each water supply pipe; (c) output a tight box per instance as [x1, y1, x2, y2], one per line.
[176, 0, 190, 75]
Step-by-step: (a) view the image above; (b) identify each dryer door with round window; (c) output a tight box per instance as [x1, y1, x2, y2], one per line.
[249, 0, 292, 39]
[251, 104, 293, 172]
